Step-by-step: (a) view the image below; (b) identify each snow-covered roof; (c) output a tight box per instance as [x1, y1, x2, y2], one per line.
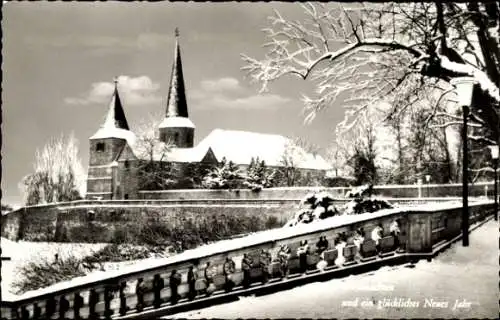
[158, 116, 195, 129]
[128, 140, 208, 163]
[196, 129, 332, 170]
[166, 147, 208, 162]
[90, 127, 137, 146]
[90, 80, 135, 145]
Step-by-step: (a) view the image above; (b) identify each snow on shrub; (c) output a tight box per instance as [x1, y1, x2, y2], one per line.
[286, 185, 394, 227]
[12, 255, 91, 294]
[286, 191, 340, 227]
[342, 184, 393, 215]
[345, 184, 373, 198]
[342, 198, 393, 215]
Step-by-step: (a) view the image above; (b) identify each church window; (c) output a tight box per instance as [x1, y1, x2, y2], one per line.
[124, 160, 130, 170]
[96, 142, 105, 152]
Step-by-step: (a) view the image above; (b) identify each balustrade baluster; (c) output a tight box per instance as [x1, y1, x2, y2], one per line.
[135, 278, 145, 312]
[45, 297, 56, 319]
[20, 306, 29, 320]
[119, 282, 128, 316]
[88, 289, 99, 319]
[58, 295, 70, 319]
[73, 292, 84, 320]
[153, 274, 165, 308]
[33, 303, 41, 319]
[104, 285, 114, 319]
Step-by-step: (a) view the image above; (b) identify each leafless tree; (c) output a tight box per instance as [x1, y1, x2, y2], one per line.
[20, 133, 84, 205]
[242, 2, 499, 144]
[132, 113, 177, 190]
[278, 140, 303, 186]
[327, 109, 388, 184]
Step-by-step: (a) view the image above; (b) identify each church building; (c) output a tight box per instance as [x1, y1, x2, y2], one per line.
[86, 30, 331, 200]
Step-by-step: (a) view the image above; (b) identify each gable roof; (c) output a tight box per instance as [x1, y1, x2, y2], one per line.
[196, 129, 332, 170]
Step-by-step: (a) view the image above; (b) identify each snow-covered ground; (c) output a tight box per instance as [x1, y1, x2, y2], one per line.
[1, 238, 108, 298]
[0, 239, 113, 296]
[0, 239, 176, 299]
[169, 219, 499, 319]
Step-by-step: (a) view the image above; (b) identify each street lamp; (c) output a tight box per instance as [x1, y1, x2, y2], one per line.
[451, 77, 476, 247]
[488, 145, 499, 221]
[425, 175, 431, 198]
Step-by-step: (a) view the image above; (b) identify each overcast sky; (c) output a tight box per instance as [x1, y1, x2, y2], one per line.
[2, 2, 347, 206]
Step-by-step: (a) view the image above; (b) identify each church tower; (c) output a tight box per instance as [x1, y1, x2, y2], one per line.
[87, 78, 135, 199]
[158, 28, 195, 148]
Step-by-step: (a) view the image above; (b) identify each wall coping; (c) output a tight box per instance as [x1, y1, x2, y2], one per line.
[3, 196, 481, 213]
[135, 181, 497, 193]
[4, 200, 493, 304]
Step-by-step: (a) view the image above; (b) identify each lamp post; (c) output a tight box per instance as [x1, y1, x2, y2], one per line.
[451, 77, 476, 247]
[488, 145, 499, 221]
[425, 175, 431, 198]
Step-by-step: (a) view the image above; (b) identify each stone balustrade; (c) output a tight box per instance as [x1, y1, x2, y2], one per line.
[1, 201, 495, 320]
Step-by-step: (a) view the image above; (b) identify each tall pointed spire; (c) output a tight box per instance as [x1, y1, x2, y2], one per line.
[165, 28, 189, 118]
[102, 77, 130, 130]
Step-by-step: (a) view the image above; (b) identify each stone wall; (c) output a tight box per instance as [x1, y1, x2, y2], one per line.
[138, 187, 345, 200]
[1, 201, 297, 243]
[2, 205, 61, 241]
[3, 182, 497, 242]
[88, 139, 126, 167]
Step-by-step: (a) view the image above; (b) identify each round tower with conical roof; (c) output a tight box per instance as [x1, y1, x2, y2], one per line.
[158, 28, 195, 148]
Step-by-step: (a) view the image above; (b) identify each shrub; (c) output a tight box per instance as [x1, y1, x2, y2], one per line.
[265, 215, 280, 229]
[343, 198, 393, 215]
[111, 226, 132, 244]
[13, 255, 90, 294]
[82, 244, 152, 265]
[68, 223, 108, 243]
[135, 223, 172, 246]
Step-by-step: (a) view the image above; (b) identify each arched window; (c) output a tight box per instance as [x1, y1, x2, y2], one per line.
[124, 160, 130, 170]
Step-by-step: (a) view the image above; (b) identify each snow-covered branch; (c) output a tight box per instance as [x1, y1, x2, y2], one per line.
[242, 1, 499, 147]
[437, 54, 500, 103]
